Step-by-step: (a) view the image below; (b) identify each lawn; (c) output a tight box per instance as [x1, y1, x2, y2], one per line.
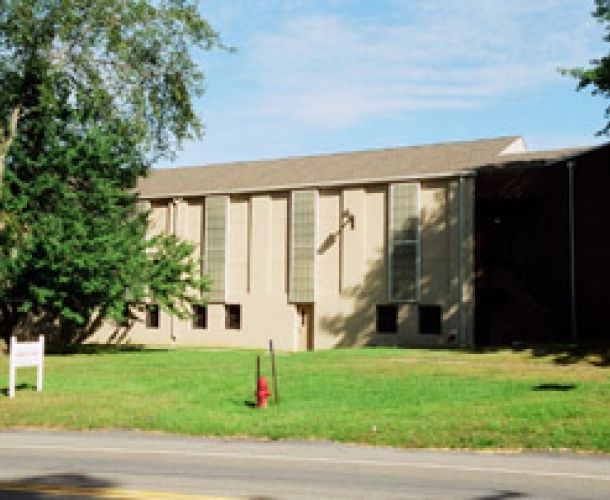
[1, 346, 609, 452]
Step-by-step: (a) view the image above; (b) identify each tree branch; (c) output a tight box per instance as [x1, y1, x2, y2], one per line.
[0, 104, 22, 193]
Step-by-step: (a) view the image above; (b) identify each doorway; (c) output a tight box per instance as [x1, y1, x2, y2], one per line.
[296, 304, 314, 351]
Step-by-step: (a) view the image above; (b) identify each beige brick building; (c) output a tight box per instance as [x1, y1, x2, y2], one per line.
[94, 135, 598, 349]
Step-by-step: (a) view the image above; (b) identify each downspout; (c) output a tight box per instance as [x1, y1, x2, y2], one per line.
[458, 176, 466, 348]
[169, 199, 178, 342]
[567, 161, 578, 342]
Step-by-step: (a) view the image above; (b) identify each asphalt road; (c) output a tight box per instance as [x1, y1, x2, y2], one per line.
[0, 430, 609, 499]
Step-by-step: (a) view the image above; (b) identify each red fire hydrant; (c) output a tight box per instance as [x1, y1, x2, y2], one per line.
[257, 376, 271, 408]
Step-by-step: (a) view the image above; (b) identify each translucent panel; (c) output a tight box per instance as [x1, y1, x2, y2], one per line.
[390, 243, 417, 301]
[205, 196, 228, 301]
[290, 191, 316, 302]
[389, 182, 419, 302]
[391, 183, 418, 242]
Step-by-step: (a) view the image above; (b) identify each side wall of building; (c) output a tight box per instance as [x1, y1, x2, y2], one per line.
[93, 178, 474, 349]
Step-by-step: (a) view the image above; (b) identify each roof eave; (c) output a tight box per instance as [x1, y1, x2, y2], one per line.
[138, 170, 476, 200]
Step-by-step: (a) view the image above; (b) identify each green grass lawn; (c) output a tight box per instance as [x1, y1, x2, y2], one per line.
[1, 347, 609, 452]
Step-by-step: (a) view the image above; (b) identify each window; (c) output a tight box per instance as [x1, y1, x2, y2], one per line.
[225, 304, 241, 330]
[290, 190, 317, 303]
[376, 305, 398, 334]
[388, 183, 419, 302]
[193, 305, 207, 329]
[419, 305, 442, 335]
[146, 304, 160, 329]
[205, 195, 228, 302]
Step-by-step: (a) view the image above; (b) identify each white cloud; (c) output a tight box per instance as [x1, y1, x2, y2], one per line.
[244, 0, 605, 130]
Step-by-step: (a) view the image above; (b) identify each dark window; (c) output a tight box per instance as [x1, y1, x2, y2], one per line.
[419, 305, 442, 335]
[146, 304, 160, 329]
[193, 305, 207, 329]
[376, 305, 398, 334]
[225, 304, 241, 330]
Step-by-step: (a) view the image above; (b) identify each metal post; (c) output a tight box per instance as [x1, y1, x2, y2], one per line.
[458, 177, 466, 347]
[37, 335, 44, 391]
[169, 200, 178, 342]
[8, 336, 15, 398]
[255, 355, 260, 401]
[269, 339, 279, 405]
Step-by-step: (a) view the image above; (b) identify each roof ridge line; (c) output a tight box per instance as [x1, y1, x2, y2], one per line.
[152, 135, 521, 172]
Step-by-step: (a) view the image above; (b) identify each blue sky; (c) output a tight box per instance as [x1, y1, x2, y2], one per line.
[163, 0, 609, 167]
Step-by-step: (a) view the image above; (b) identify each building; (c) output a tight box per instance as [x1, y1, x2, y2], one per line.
[93, 136, 610, 349]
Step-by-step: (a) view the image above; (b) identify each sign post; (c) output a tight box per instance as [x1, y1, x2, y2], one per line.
[9, 335, 45, 398]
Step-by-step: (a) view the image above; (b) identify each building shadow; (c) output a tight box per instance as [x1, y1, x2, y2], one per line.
[44, 343, 167, 356]
[317, 176, 610, 362]
[318, 183, 460, 347]
[495, 342, 610, 367]
[474, 491, 526, 500]
[0, 473, 115, 499]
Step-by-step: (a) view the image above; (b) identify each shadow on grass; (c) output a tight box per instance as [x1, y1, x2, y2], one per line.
[495, 342, 610, 367]
[359, 342, 610, 367]
[532, 383, 576, 392]
[1, 383, 34, 396]
[0, 473, 115, 499]
[45, 343, 168, 356]
[359, 342, 610, 368]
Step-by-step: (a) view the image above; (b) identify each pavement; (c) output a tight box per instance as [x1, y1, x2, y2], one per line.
[0, 429, 609, 499]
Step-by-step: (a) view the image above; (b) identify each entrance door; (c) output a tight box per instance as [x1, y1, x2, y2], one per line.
[296, 304, 314, 351]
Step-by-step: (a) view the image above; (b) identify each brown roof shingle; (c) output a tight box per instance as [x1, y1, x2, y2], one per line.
[137, 136, 586, 198]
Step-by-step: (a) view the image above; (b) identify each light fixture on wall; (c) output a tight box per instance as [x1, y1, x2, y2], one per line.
[341, 209, 355, 230]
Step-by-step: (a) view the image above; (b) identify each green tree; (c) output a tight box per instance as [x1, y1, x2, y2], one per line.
[563, 0, 610, 135]
[0, 0, 220, 344]
[0, 0, 222, 191]
[0, 85, 208, 345]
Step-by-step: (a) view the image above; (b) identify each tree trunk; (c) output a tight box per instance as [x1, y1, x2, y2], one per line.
[0, 304, 18, 353]
[59, 318, 80, 345]
[0, 105, 22, 194]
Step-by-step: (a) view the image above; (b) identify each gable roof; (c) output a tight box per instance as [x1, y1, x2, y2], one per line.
[137, 136, 587, 198]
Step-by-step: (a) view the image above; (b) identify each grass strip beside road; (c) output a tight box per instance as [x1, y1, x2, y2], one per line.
[0, 347, 609, 452]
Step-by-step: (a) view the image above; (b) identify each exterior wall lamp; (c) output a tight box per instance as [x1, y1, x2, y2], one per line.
[341, 209, 355, 230]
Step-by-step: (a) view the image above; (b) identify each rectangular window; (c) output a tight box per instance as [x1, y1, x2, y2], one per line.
[204, 196, 228, 302]
[146, 304, 160, 329]
[193, 305, 207, 329]
[225, 304, 241, 330]
[290, 190, 317, 303]
[388, 183, 419, 302]
[376, 305, 398, 334]
[419, 305, 442, 335]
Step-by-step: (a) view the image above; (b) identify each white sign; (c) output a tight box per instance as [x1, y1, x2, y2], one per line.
[9, 336, 44, 398]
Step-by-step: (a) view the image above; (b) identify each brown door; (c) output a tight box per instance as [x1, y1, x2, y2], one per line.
[296, 305, 314, 351]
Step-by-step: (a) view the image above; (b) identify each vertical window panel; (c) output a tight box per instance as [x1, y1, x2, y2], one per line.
[146, 304, 160, 329]
[377, 304, 398, 334]
[290, 190, 317, 302]
[389, 183, 420, 302]
[193, 305, 207, 329]
[204, 196, 228, 302]
[225, 304, 241, 330]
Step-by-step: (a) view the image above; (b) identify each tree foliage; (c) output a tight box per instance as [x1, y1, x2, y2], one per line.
[0, 87, 208, 345]
[0, 0, 222, 189]
[564, 0, 610, 135]
[0, 0, 219, 344]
